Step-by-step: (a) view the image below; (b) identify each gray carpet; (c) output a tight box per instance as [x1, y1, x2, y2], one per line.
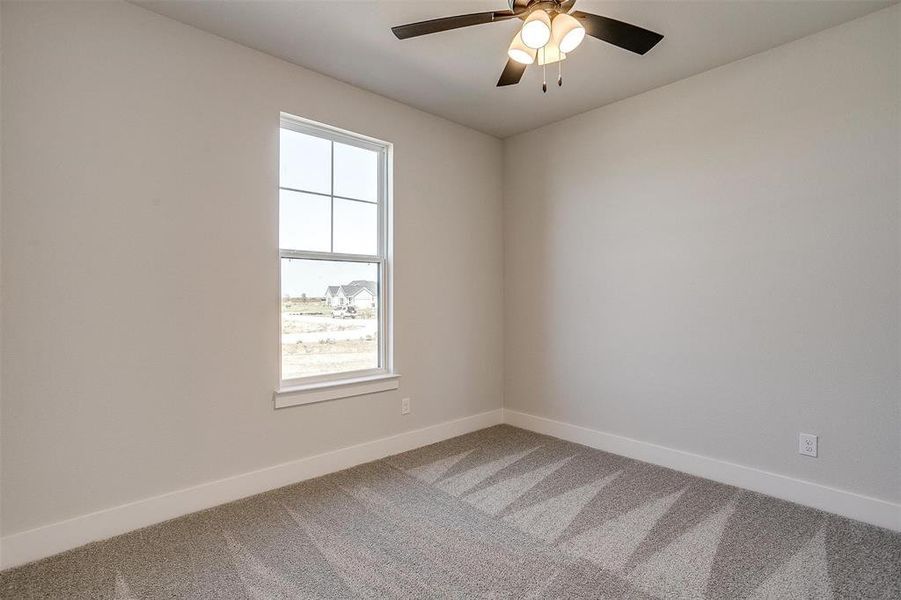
[2, 425, 899, 599]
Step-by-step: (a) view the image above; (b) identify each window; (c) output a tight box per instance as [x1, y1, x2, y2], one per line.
[277, 114, 394, 403]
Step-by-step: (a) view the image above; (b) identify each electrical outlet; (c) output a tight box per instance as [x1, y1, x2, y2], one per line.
[401, 397, 411, 415]
[799, 433, 818, 457]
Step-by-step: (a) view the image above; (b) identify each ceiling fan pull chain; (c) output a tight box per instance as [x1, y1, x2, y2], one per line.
[542, 48, 547, 93]
[558, 60, 563, 87]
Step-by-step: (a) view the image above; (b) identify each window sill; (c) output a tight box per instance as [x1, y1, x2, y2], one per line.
[274, 373, 400, 409]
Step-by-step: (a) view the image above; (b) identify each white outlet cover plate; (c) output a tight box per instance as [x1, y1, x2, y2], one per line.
[799, 433, 818, 457]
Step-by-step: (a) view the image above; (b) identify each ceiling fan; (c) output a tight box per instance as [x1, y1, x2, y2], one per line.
[391, 0, 663, 91]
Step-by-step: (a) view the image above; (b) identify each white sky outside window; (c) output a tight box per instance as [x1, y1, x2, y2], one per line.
[333, 199, 377, 255]
[280, 128, 331, 194]
[279, 190, 331, 252]
[334, 143, 378, 202]
[280, 259, 377, 297]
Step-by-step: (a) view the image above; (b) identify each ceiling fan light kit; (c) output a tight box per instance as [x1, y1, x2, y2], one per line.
[391, 0, 663, 91]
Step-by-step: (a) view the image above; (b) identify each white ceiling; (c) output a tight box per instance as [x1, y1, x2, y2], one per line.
[135, 0, 896, 138]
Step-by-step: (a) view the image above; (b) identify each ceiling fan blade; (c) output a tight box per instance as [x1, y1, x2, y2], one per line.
[392, 10, 518, 40]
[571, 11, 663, 55]
[497, 59, 527, 87]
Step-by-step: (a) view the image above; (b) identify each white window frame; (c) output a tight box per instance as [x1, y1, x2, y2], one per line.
[275, 113, 396, 407]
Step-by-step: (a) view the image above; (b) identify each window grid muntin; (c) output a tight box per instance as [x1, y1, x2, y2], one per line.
[279, 186, 378, 205]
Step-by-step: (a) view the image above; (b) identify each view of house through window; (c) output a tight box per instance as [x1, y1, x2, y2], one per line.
[279, 116, 388, 384]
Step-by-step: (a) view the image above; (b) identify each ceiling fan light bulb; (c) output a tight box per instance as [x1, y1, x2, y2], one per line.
[551, 13, 585, 53]
[521, 10, 552, 49]
[508, 31, 537, 65]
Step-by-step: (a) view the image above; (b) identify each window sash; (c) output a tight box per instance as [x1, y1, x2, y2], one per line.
[278, 113, 391, 388]
[279, 255, 387, 387]
[279, 117, 386, 259]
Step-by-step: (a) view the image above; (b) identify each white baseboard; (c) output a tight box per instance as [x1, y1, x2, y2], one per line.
[0, 408, 504, 570]
[4, 405, 895, 570]
[502, 408, 900, 532]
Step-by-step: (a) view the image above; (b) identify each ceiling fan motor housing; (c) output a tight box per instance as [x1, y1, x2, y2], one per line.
[509, 0, 574, 18]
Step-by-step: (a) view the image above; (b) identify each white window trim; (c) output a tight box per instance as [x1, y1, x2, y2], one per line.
[275, 113, 395, 407]
[274, 373, 400, 409]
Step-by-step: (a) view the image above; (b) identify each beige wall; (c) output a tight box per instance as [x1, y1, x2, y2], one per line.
[504, 6, 900, 503]
[0, 1, 503, 535]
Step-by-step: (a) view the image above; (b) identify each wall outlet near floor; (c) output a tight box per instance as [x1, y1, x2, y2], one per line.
[799, 433, 818, 457]
[401, 397, 411, 415]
